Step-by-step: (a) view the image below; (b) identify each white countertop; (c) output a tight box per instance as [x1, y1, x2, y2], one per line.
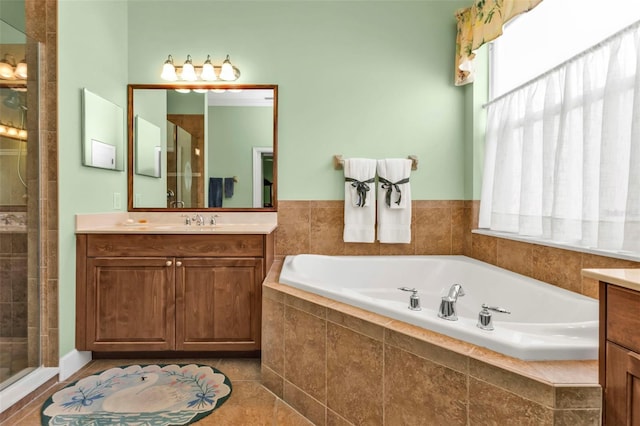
[75, 212, 277, 235]
[582, 268, 640, 293]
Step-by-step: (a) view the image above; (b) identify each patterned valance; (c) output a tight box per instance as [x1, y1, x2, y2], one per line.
[455, 0, 543, 86]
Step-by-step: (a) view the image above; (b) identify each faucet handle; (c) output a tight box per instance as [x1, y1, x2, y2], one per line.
[210, 214, 220, 225]
[477, 304, 511, 331]
[398, 287, 421, 311]
[180, 214, 191, 225]
[481, 304, 511, 314]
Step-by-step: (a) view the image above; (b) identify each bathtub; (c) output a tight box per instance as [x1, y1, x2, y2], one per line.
[278, 254, 599, 361]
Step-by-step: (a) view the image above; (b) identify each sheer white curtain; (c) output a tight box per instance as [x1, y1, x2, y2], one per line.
[479, 21, 640, 255]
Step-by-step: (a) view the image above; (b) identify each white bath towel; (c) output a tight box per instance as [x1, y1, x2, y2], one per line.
[343, 158, 377, 243]
[377, 158, 412, 243]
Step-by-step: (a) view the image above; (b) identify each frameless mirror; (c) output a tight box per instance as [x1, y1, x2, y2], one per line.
[82, 88, 125, 171]
[134, 115, 162, 178]
[127, 84, 277, 211]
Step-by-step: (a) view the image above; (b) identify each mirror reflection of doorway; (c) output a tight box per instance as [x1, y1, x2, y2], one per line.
[252, 147, 273, 208]
[166, 115, 204, 208]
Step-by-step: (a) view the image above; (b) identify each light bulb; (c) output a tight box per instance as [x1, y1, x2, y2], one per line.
[200, 55, 216, 81]
[0, 125, 6, 133]
[15, 60, 27, 79]
[181, 55, 197, 81]
[193, 89, 208, 94]
[161, 55, 177, 81]
[175, 88, 191, 94]
[219, 55, 237, 81]
[18, 129, 27, 139]
[0, 60, 14, 79]
[7, 127, 18, 136]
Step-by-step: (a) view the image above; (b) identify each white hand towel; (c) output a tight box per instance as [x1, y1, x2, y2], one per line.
[377, 158, 412, 243]
[343, 158, 377, 243]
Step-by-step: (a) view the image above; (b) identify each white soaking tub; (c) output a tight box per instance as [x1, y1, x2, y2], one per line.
[278, 254, 598, 361]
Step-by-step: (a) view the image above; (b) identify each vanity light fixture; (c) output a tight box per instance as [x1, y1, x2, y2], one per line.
[160, 54, 241, 82]
[0, 54, 27, 80]
[0, 123, 28, 141]
[181, 55, 197, 81]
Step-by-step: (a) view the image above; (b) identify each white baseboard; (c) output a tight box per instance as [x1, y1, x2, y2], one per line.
[59, 349, 92, 381]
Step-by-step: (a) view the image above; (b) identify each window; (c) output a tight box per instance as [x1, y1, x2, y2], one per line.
[480, 2, 640, 259]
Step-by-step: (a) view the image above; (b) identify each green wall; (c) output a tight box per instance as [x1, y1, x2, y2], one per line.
[58, 1, 128, 356]
[58, 0, 473, 359]
[127, 0, 468, 200]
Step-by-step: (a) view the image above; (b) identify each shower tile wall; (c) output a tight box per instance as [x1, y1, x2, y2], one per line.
[0, 229, 28, 382]
[275, 200, 640, 298]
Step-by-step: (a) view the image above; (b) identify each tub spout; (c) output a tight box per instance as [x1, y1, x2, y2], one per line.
[438, 284, 464, 321]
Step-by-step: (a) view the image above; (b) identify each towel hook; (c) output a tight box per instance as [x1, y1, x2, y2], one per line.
[333, 155, 418, 171]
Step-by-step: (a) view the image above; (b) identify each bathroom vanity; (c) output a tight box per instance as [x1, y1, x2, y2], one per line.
[75, 214, 275, 354]
[582, 268, 640, 425]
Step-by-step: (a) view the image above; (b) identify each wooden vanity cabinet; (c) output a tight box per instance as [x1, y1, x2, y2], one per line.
[600, 282, 640, 425]
[76, 233, 273, 353]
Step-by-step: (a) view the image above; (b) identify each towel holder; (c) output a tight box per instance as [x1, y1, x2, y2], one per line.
[333, 155, 418, 171]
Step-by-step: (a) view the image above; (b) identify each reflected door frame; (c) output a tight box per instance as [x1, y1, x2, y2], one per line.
[252, 147, 273, 208]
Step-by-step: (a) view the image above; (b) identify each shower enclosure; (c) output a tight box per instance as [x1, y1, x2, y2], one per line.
[0, 19, 40, 393]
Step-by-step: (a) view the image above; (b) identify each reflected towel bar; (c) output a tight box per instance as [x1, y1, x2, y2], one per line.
[333, 155, 418, 171]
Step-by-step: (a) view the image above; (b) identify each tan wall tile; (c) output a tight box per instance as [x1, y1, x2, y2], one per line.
[261, 363, 284, 399]
[532, 246, 582, 293]
[327, 409, 354, 426]
[285, 295, 327, 319]
[554, 385, 602, 409]
[415, 207, 452, 255]
[284, 306, 327, 402]
[327, 323, 383, 425]
[469, 358, 554, 407]
[310, 206, 345, 255]
[385, 329, 469, 374]
[496, 238, 533, 277]
[276, 223, 310, 255]
[471, 233, 497, 265]
[327, 309, 385, 341]
[469, 378, 553, 425]
[261, 298, 284, 374]
[553, 408, 601, 425]
[275, 399, 315, 425]
[283, 380, 327, 426]
[343, 242, 380, 256]
[384, 344, 467, 425]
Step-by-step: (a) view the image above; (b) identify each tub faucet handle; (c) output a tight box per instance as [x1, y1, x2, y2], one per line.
[477, 303, 511, 331]
[398, 287, 421, 311]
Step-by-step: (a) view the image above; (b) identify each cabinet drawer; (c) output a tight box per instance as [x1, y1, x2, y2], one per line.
[607, 285, 640, 353]
[86, 234, 264, 257]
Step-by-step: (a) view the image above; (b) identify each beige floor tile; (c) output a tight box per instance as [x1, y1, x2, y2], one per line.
[3, 358, 307, 426]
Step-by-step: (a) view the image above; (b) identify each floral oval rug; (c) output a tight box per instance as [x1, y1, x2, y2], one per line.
[40, 364, 232, 426]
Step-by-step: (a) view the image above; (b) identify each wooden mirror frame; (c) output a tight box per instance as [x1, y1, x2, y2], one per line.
[126, 83, 278, 212]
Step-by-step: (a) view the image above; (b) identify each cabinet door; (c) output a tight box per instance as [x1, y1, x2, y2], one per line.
[85, 257, 175, 351]
[175, 257, 262, 351]
[606, 342, 640, 426]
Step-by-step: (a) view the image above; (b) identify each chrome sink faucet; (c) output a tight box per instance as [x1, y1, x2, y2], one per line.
[192, 213, 204, 226]
[438, 283, 465, 321]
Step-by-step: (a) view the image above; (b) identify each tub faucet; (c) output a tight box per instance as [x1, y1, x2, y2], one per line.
[438, 284, 465, 321]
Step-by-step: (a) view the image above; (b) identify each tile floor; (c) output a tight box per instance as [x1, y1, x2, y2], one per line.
[1, 358, 313, 425]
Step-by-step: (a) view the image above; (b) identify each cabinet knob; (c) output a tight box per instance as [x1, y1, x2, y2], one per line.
[166, 260, 172, 267]
[176, 261, 182, 267]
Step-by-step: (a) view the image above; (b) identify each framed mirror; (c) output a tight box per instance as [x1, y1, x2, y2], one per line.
[127, 84, 278, 211]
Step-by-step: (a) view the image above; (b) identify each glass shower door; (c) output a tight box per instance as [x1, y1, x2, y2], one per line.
[0, 19, 40, 393]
